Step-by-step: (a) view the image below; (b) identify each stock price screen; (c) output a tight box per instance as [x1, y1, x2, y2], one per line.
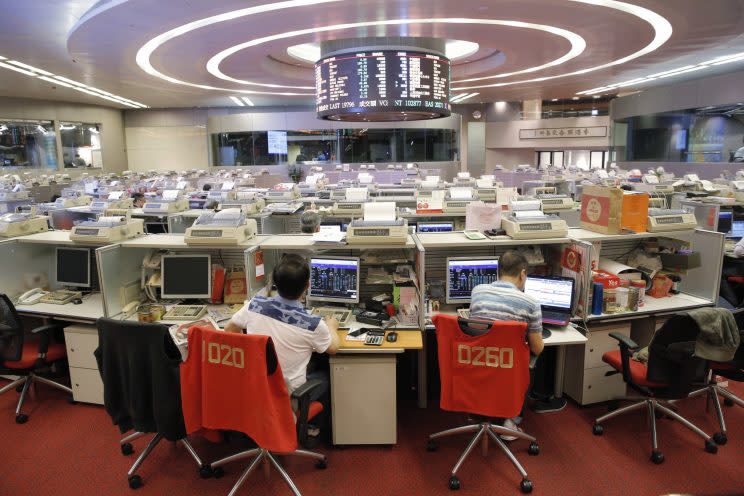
[315, 50, 451, 120]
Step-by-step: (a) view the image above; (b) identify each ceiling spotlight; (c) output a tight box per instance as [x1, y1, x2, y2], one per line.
[572, 96, 580, 100]
[593, 95, 601, 99]
[229, 96, 245, 106]
[551, 98, 558, 102]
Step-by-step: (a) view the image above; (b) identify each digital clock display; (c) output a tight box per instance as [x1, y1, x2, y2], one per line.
[315, 50, 451, 121]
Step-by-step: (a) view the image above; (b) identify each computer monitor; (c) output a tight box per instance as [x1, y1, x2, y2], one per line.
[160, 254, 211, 299]
[308, 256, 360, 304]
[418, 222, 454, 233]
[718, 211, 733, 234]
[730, 220, 744, 240]
[446, 257, 499, 304]
[524, 275, 574, 311]
[56, 247, 91, 288]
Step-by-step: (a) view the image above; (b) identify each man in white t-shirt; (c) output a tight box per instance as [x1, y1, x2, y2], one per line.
[733, 136, 744, 162]
[225, 254, 340, 437]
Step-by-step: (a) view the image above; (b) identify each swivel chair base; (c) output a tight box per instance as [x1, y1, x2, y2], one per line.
[209, 446, 328, 496]
[122, 433, 210, 489]
[427, 421, 539, 493]
[593, 397, 718, 464]
[0, 371, 72, 423]
[688, 380, 744, 445]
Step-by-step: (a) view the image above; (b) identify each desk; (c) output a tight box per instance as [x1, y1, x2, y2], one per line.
[16, 293, 104, 324]
[331, 329, 422, 445]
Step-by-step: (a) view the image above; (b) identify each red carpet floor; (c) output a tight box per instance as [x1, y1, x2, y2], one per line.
[1, 380, 743, 496]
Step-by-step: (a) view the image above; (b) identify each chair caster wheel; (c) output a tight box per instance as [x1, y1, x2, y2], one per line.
[427, 439, 439, 452]
[316, 458, 328, 469]
[723, 398, 735, 407]
[199, 466, 213, 478]
[213, 467, 224, 479]
[448, 476, 460, 490]
[528, 442, 540, 456]
[121, 443, 134, 455]
[592, 424, 603, 436]
[650, 451, 664, 464]
[15, 384, 24, 393]
[705, 440, 718, 454]
[128, 475, 143, 489]
[520, 478, 533, 493]
[15, 414, 28, 424]
[713, 432, 728, 445]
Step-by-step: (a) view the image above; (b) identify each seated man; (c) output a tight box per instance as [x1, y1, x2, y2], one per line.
[131, 192, 145, 208]
[301, 211, 321, 234]
[469, 250, 544, 439]
[225, 253, 340, 439]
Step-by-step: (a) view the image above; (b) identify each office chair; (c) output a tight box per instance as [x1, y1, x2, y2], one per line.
[428, 315, 539, 493]
[0, 294, 72, 423]
[592, 314, 718, 464]
[95, 318, 209, 489]
[180, 327, 327, 496]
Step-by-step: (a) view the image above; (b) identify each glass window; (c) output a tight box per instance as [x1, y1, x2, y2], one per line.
[0, 119, 57, 168]
[60, 122, 103, 168]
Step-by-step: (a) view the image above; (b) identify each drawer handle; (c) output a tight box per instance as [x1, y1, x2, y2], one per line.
[75, 383, 79, 387]
[70, 348, 75, 352]
[589, 348, 594, 352]
[587, 385, 592, 389]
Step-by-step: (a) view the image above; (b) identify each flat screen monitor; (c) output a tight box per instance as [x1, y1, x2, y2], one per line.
[160, 254, 211, 299]
[145, 222, 167, 234]
[718, 211, 733, 234]
[446, 257, 499, 304]
[730, 220, 744, 239]
[308, 256, 360, 304]
[418, 222, 454, 233]
[524, 276, 574, 311]
[56, 247, 91, 288]
[49, 210, 98, 230]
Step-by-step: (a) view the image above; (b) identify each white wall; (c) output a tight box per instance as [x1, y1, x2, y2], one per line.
[0, 96, 126, 172]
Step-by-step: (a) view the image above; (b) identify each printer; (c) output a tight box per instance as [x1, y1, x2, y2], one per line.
[732, 181, 744, 202]
[453, 172, 476, 186]
[332, 202, 365, 216]
[142, 190, 189, 214]
[59, 188, 92, 206]
[0, 208, 49, 237]
[329, 189, 348, 201]
[217, 197, 265, 215]
[206, 189, 236, 202]
[647, 208, 697, 232]
[346, 219, 409, 245]
[89, 191, 133, 212]
[265, 183, 300, 202]
[443, 187, 475, 213]
[0, 190, 29, 202]
[70, 214, 144, 244]
[184, 209, 258, 245]
[501, 211, 568, 240]
[537, 195, 575, 212]
[263, 201, 304, 214]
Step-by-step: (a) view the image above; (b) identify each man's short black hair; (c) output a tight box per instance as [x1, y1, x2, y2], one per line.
[273, 254, 310, 300]
[499, 250, 528, 279]
[131, 192, 144, 201]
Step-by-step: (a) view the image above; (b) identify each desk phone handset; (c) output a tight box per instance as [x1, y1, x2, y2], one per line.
[17, 288, 49, 305]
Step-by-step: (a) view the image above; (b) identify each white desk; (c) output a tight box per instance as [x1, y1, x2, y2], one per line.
[15, 230, 75, 245]
[118, 233, 269, 250]
[16, 293, 104, 324]
[416, 231, 571, 248]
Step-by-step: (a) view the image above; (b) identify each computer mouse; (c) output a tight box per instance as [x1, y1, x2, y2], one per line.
[386, 331, 398, 343]
[72, 298, 83, 305]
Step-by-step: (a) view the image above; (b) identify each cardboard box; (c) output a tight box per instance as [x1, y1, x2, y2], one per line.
[581, 186, 649, 234]
[593, 270, 621, 289]
[660, 252, 702, 271]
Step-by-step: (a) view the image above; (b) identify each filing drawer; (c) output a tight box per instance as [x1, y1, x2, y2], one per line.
[576, 364, 627, 405]
[70, 367, 104, 405]
[64, 326, 99, 370]
[584, 323, 631, 369]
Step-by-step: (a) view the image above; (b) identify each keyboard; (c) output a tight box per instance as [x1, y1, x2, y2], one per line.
[39, 290, 81, 305]
[162, 305, 208, 321]
[312, 307, 352, 324]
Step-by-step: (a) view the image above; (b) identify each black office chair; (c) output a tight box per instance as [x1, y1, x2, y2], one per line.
[0, 294, 72, 423]
[95, 318, 209, 489]
[592, 314, 718, 463]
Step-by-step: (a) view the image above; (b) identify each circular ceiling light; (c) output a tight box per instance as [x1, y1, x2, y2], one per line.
[132, 0, 672, 97]
[207, 18, 585, 88]
[286, 39, 479, 64]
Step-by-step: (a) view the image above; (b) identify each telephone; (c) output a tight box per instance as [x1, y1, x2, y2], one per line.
[17, 288, 48, 305]
[142, 250, 165, 302]
[684, 174, 700, 182]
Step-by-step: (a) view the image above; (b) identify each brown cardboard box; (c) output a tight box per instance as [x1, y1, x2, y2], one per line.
[580, 186, 649, 234]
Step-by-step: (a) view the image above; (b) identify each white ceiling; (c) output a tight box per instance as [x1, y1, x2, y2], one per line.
[0, 0, 743, 109]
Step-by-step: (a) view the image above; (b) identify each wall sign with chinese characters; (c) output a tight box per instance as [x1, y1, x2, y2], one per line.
[519, 126, 607, 139]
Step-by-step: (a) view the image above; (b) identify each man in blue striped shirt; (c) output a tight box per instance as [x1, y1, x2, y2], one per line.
[470, 250, 544, 438]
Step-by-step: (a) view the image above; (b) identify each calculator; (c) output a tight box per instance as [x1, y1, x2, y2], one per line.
[364, 331, 385, 346]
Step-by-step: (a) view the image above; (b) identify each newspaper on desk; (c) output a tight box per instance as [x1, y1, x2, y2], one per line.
[169, 319, 218, 361]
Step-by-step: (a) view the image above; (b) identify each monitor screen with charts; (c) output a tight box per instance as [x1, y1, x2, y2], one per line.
[56, 247, 91, 288]
[718, 211, 733, 234]
[524, 275, 574, 325]
[160, 254, 211, 299]
[446, 257, 499, 304]
[730, 220, 744, 239]
[418, 222, 454, 233]
[308, 256, 360, 303]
